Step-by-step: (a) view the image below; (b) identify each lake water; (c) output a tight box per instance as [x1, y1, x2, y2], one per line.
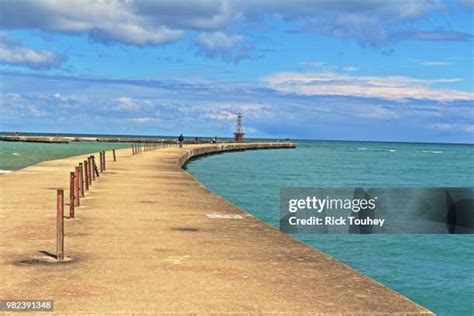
[185, 140, 474, 315]
[0, 141, 131, 172]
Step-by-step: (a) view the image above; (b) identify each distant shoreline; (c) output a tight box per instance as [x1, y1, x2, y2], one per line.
[0, 131, 472, 146]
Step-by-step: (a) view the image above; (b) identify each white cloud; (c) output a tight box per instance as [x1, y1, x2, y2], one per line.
[28, 106, 46, 117]
[300, 61, 359, 73]
[0, 0, 463, 53]
[205, 111, 237, 121]
[195, 32, 251, 62]
[2, 73, 473, 142]
[420, 60, 451, 66]
[115, 97, 139, 111]
[0, 33, 64, 69]
[431, 123, 474, 133]
[262, 71, 473, 102]
[0, 1, 183, 46]
[197, 32, 243, 51]
[52, 93, 80, 103]
[130, 117, 152, 123]
[342, 66, 359, 72]
[201, 103, 269, 121]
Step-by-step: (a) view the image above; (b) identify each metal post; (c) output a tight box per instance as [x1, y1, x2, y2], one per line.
[69, 172, 75, 218]
[103, 151, 106, 170]
[56, 189, 64, 261]
[79, 163, 85, 197]
[92, 155, 99, 177]
[113, 149, 116, 161]
[88, 157, 93, 184]
[99, 152, 103, 173]
[74, 166, 80, 206]
[90, 156, 96, 180]
[84, 160, 89, 190]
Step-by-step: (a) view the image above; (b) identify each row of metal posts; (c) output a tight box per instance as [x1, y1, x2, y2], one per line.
[56, 142, 173, 261]
[55, 149, 116, 261]
[131, 142, 179, 155]
[56, 142, 182, 261]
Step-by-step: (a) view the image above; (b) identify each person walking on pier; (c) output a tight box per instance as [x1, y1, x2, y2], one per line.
[178, 134, 184, 147]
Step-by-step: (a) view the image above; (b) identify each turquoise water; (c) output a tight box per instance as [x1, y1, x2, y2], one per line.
[185, 140, 474, 315]
[0, 141, 131, 172]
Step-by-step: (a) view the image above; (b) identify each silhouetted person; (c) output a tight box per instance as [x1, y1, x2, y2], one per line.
[178, 134, 184, 147]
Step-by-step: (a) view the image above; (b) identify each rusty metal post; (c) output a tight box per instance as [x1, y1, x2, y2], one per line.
[90, 156, 96, 180]
[88, 157, 93, 184]
[79, 163, 85, 197]
[69, 172, 75, 218]
[56, 189, 64, 261]
[74, 166, 80, 206]
[99, 152, 104, 173]
[113, 149, 116, 161]
[84, 160, 89, 190]
[103, 151, 106, 170]
[92, 155, 99, 177]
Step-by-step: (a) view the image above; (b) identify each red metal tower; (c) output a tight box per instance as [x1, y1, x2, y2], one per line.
[234, 112, 245, 142]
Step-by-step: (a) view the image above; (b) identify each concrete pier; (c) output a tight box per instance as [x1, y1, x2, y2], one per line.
[0, 143, 431, 314]
[0, 135, 283, 144]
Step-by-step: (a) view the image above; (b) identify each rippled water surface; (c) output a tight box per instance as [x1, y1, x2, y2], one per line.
[0, 141, 131, 172]
[186, 140, 474, 315]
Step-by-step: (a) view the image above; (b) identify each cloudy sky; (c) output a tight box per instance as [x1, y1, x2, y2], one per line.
[0, 0, 473, 143]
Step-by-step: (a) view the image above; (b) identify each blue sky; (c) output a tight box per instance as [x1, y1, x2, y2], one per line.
[0, 0, 473, 143]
